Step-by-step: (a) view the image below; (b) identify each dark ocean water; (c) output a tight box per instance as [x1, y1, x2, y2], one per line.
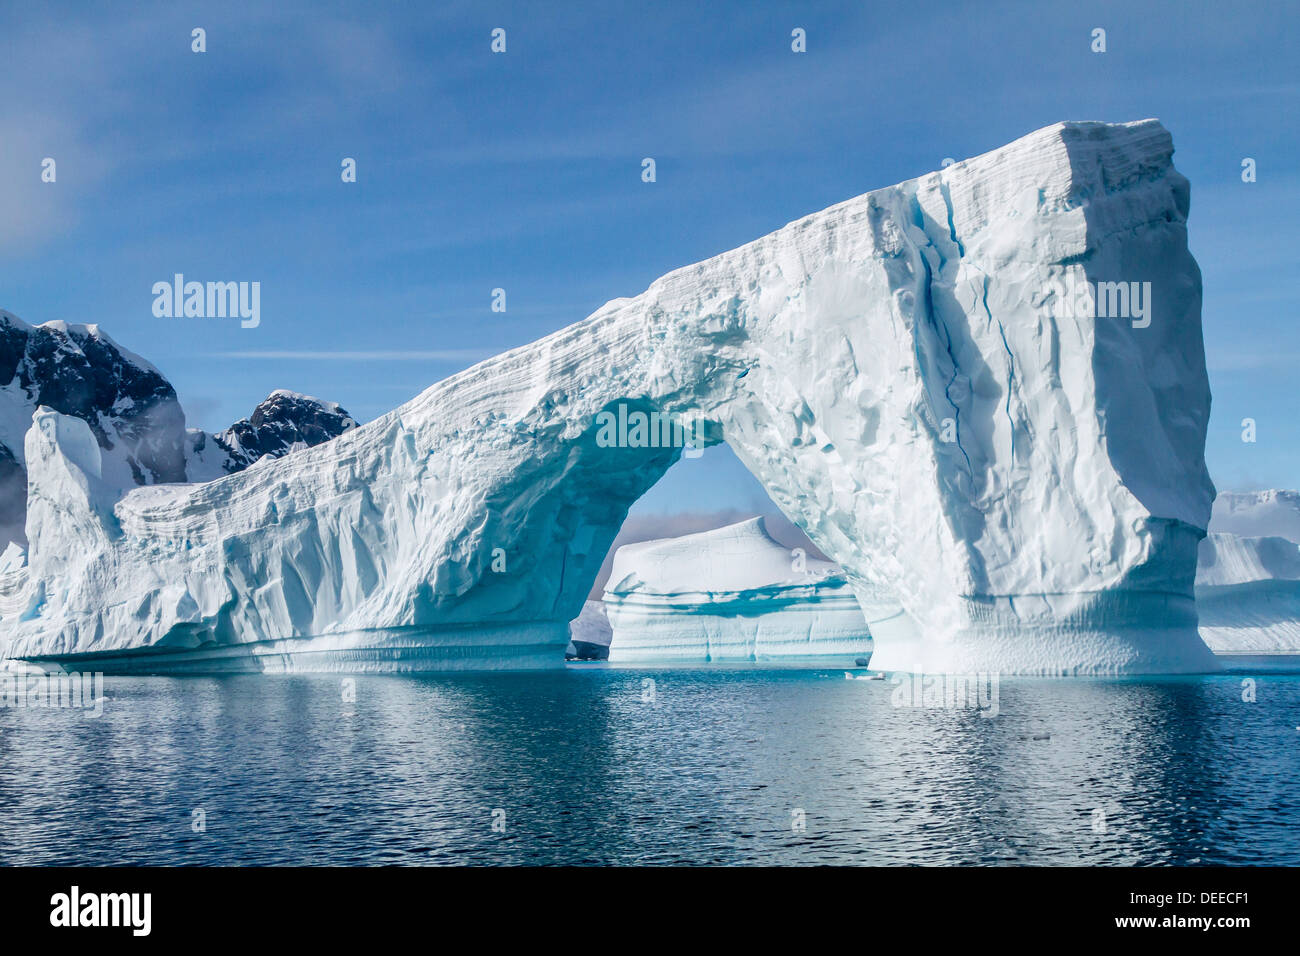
[1, 667, 1297, 865]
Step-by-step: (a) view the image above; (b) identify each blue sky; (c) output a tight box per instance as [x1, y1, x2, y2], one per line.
[1, 0, 1297, 514]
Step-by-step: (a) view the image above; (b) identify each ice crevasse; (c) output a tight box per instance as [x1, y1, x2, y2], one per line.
[0, 119, 1217, 675]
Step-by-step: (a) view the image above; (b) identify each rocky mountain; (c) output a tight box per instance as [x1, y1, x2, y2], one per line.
[0, 309, 356, 548]
[185, 390, 358, 482]
[0, 310, 187, 546]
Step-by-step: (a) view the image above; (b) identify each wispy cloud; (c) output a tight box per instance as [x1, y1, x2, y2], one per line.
[1206, 352, 1300, 372]
[211, 350, 492, 360]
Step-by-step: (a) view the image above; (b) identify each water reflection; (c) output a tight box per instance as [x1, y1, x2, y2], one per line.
[0, 668, 1296, 864]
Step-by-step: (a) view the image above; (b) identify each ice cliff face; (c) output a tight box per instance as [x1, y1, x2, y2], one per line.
[1198, 532, 1300, 587]
[604, 517, 871, 662]
[0, 120, 1217, 675]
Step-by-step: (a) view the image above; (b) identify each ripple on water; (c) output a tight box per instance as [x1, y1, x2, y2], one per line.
[0, 669, 1296, 865]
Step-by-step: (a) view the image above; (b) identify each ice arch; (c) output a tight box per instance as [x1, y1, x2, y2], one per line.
[0, 120, 1217, 675]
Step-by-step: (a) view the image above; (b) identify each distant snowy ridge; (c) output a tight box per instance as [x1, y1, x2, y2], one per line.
[1209, 490, 1300, 544]
[1, 120, 1219, 675]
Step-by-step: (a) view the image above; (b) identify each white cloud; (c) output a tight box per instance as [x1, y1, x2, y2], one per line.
[211, 349, 492, 360]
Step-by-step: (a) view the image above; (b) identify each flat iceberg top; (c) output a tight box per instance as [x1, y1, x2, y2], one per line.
[606, 517, 842, 597]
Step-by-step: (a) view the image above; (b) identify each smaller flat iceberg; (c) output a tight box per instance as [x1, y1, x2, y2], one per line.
[604, 517, 872, 663]
[1196, 531, 1300, 669]
[566, 600, 612, 660]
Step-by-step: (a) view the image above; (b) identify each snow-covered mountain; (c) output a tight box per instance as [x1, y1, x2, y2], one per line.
[0, 120, 1220, 675]
[185, 390, 358, 482]
[0, 309, 357, 547]
[604, 517, 871, 662]
[0, 310, 187, 546]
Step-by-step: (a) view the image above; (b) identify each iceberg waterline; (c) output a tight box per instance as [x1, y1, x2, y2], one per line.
[595, 517, 1300, 666]
[1, 119, 1225, 675]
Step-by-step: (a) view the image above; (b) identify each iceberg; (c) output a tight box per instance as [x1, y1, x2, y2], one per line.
[604, 517, 871, 662]
[1196, 531, 1300, 668]
[0, 119, 1219, 675]
[1197, 491, 1300, 668]
[566, 600, 612, 660]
